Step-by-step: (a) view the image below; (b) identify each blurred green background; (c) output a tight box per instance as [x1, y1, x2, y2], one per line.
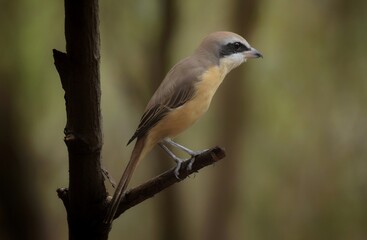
[1, 0, 367, 239]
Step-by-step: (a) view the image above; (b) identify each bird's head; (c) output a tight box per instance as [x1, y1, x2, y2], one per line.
[197, 31, 262, 73]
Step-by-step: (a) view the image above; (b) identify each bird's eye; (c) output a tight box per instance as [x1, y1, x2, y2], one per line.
[233, 42, 242, 50]
[220, 41, 249, 57]
[229, 42, 249, 52]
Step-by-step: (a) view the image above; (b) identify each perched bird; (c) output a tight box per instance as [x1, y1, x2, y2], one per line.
[105, 31, 262, 223]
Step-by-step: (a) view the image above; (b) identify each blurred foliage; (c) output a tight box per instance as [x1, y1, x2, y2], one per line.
[0, 0, 366, 239]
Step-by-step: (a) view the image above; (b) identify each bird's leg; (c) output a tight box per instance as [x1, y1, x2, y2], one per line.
[163, 138, 208, 171]
[158, 143, 185, 179]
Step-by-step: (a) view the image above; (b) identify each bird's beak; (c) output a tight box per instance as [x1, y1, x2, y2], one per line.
[244, 47, 263, 59]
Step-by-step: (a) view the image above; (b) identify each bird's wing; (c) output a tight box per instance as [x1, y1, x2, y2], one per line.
[127, 69, 199, 145]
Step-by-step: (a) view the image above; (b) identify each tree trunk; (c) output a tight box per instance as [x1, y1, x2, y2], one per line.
[53, 0, 108, 239]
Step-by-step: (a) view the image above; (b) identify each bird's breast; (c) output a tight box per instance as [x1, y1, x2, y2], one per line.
[191, 65, 226, 114]
[147, 66, 226, 143]
[167, 65, 225, 127]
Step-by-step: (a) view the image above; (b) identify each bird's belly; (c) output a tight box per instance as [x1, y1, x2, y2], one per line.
[148, 98, 210, 142]
[148, 66, 224, 143]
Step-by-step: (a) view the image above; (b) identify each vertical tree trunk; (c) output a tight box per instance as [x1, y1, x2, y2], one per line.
[53, 0, 109, 239]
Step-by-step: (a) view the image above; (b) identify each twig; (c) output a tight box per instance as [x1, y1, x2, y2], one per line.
[112, 146, 226, 219]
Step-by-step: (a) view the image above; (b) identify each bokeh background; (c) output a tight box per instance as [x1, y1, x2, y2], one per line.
[1, 0, 367, 239]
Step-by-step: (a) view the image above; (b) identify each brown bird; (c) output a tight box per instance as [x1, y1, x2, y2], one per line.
[105, 31, 262, 223]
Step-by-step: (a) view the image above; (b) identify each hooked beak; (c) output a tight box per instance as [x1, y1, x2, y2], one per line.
[244, 47, 263, 59]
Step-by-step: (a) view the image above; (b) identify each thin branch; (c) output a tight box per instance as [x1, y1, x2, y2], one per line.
[112, 146, 226, 219]
[56, 188, 70, 213]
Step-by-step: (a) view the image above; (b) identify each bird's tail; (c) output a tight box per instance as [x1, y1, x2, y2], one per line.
[104, 137, 147, 224]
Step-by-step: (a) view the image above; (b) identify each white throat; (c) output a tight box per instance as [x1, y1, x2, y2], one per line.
[219, 53, 245, 75]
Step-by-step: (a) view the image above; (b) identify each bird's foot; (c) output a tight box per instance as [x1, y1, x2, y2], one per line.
[187, 157, 195, 172]
[174, 160, 183, 179]
[186, 149, 209, 171]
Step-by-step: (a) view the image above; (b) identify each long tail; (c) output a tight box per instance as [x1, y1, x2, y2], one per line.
[104, 137, 147, 224]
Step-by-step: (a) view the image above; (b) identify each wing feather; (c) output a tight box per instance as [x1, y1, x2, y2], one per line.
[127, 76, 197, 145]
[127, 56, 209, 145]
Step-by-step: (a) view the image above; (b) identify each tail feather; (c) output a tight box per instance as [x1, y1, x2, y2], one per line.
[104, 137, 146, 224]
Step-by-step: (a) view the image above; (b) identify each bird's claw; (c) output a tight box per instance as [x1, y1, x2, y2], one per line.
[187, 157, 195, 171]
[186, 149, 209, 171]
[173, 149, 210, 179]
[174, 161, 182, 180]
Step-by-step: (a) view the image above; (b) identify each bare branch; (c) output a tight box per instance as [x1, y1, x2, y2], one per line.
[112, 147, 226, 219]
[56, 188, 70, 213]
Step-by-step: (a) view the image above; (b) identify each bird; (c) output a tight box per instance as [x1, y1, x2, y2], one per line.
[105, 31, 262, 224]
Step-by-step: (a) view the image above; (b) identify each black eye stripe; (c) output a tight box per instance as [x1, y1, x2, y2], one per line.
[219, 41, 250, 57]
[232, 42, 250, 52]
[234, 42, 241, 49]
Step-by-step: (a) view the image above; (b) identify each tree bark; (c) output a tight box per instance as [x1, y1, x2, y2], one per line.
[53, 0, 108, 239]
